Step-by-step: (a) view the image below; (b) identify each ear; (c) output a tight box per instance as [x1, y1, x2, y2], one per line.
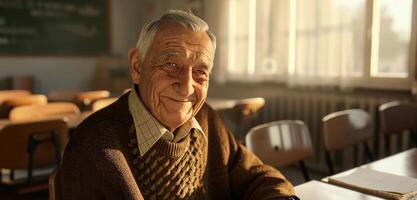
[128, 48, 141, 84]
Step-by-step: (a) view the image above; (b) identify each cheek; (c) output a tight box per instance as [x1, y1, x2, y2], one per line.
[194, 84, 208, 107]
[139, 71, 170, 108]
[149, 74, 176, 100]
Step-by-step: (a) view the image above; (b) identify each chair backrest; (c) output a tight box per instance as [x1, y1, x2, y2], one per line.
[232, 97, 265, 118]
[9, 102, 80, 122]
[228, 97, 265, 141]
[322, 109, 373, 151]
[379, 101, 417, 134]
[0, 119, 68, 169]
[0, 94, 49, 119]
[49, 167, 62, 200]
[378, 101, 417, 156]
[246, 120, 313, 167]
[75, 90, 110, 106]
[0, 90, 31, 103]
[92, 97, 118, 112]
[3, 94, 48, 107]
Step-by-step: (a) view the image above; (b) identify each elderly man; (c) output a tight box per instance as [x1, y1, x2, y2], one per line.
[61, 10, 297, 200]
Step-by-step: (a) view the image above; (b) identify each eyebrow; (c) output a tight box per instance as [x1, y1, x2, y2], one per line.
[158, 50, 180, 60]
[199, 63, 210, 71]
[158, 49, 213, 71]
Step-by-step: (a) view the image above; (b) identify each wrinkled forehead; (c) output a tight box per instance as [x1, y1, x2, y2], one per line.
[151, 22, 214, 59]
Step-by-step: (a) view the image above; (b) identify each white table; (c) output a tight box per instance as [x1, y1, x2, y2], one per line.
[295, 180, 383, 200]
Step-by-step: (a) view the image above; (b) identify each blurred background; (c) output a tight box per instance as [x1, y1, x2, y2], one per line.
[0, 0, 416, 94]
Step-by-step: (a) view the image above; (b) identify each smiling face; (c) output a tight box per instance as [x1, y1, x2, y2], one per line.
[129, 22, 214, 132]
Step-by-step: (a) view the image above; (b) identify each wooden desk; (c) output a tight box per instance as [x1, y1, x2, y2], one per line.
[0, 111, 91, 130]
[295, 180, 383, 199]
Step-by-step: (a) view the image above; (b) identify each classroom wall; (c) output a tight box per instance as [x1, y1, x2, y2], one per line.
[0, 0, 144, 94]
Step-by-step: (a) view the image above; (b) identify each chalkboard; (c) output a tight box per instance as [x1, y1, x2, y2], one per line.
[0, 0, 110, 55]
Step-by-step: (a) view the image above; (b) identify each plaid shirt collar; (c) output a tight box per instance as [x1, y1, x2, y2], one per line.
[128, 86, 206, 156]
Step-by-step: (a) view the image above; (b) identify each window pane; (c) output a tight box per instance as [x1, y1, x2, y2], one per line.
[373, 0, 412, 77]
[255, 0, 290, 80]
[292, 0, 366, 83]
[228, 0, 250, 77]
[331, 0, 367, 76]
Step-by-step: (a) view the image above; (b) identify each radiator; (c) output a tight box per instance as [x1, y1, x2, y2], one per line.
[254, 90, 412, 173]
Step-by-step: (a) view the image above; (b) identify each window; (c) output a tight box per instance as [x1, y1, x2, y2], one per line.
[225, 0, 416, 89]
[371, 0, 413, 78]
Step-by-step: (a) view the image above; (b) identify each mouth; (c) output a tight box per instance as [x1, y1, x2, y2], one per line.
[163, 96, 194, 103]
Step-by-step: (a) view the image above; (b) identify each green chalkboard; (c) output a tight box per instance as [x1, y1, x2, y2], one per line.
[0, 0, 110, 55]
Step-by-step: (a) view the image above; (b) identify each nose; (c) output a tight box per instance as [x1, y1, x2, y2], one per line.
[175, 68, 194, 97]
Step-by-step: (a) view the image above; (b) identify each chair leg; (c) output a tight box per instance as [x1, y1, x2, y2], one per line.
[363, 142, 374, 161]
[325, 151, 334, 175]
[27, 134, 36, 183]
[410, 129, 417, 148]
[52, 131, 62, 165]
[353, 146, 358, 166]
[384, 134, 390, 156]
[373, 110, 380, 159]
[397, 133, 403, 152]
[298, 160, 310, 182]
[9, 170, 14, 180]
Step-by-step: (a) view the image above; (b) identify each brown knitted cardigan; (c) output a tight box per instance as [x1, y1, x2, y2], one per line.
[61, 92, 296, 199]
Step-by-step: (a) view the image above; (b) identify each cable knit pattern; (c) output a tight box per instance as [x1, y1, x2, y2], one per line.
[128, 129, 207, 200]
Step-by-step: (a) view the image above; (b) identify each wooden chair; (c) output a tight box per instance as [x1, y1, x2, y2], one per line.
[246, 120, 313, 181]
[0, 94, 48, 119]
[9, 102, 80, 122]
[3, 94, 48, 107]
[75, 90, 111, 106]
[0, 119, 68, 186]
[379, 101, 417, 156]
[229, 97, 265, 141]
[322, 109, 374, 175]
[49, 167, 61, 200]
[0, 90, 31, 103]
[92, 97, 118, 112]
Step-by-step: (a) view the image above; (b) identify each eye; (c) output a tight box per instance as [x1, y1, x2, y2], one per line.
[165, 62, 177, 68]
[196, 70, 207, 76]
[193, 69, 209, 80]
[161, 62, 179, 73]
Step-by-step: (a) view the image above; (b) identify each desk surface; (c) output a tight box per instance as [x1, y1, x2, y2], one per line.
[322, 148, 417, 199]
[324, 148, 417, 182]
[295, 180, 383, 200]
[365, 148, 417, 178]
[0, 111, 91, 130]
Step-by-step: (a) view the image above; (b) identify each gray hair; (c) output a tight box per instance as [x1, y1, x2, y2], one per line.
[136, 10, 216, 65]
